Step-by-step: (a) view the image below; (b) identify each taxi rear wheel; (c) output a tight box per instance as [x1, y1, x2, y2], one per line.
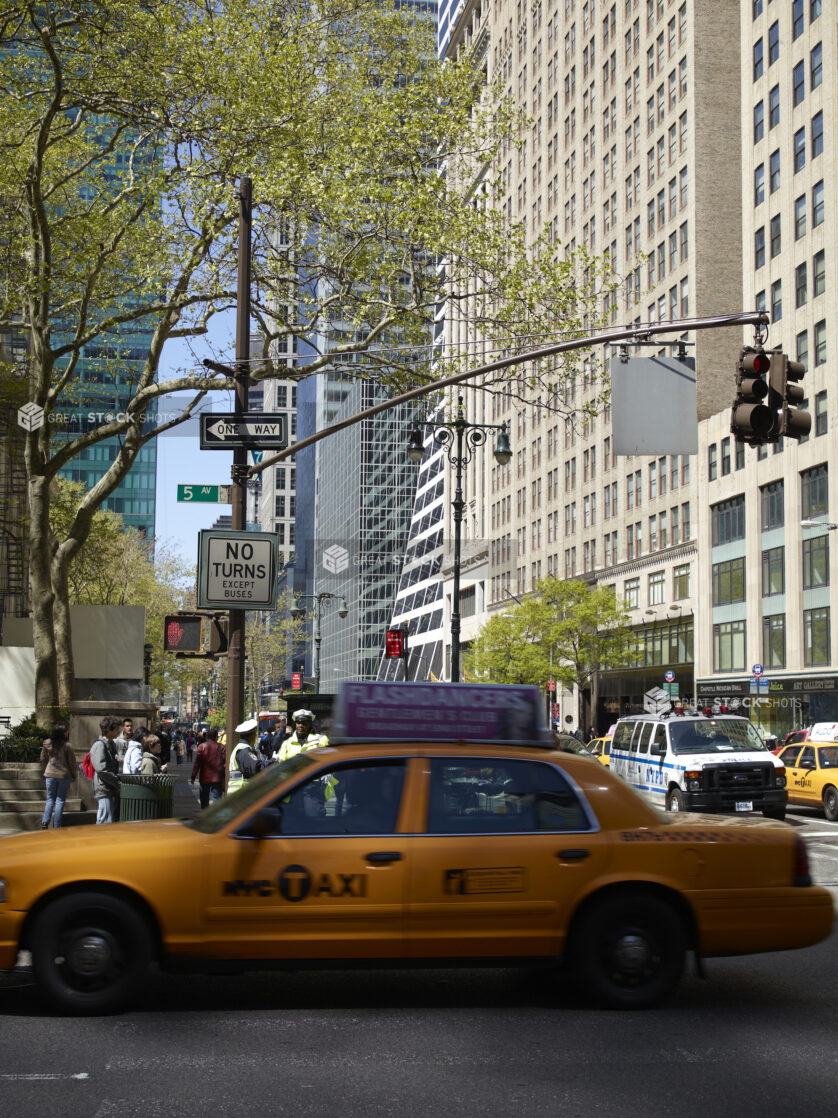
[570, 892, 686, 1009]
[823, 786, 838, 822]
[31, 892, 151, 1015]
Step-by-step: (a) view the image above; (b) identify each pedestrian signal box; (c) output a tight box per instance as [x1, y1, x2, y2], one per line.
[385, 629, 408, 659]
[163, 614, 203, 653]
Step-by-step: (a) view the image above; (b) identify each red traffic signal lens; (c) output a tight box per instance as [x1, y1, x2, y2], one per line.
[742, 349, 771, 376]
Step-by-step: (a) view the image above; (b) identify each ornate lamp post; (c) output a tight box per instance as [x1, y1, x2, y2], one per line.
[290, 592, 349, 693]
[407, 396, 512, 683]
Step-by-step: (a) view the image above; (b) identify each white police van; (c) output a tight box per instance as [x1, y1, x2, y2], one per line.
[609, 712, 787, 819]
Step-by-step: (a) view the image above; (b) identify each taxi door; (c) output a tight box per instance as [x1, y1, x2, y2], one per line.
[201, 758, 410, 961]
[404, 756, 609, 960]
[786, 745, 819, 808]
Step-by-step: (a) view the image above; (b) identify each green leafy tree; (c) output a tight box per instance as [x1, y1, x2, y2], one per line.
[465, 578, 634, 697]
[0, 0, 615, 720]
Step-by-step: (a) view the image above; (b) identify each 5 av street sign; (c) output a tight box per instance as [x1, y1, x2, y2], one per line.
[177, 484, 231, 503]
[200, 412, 288, 450]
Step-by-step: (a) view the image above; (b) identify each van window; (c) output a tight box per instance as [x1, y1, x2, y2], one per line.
[612, 722, 634, 749]
[652, 725, 667, 751]
[637, 723, 653, 754]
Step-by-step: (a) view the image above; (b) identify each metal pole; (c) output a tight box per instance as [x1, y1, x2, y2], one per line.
[313, 596, 322, 695]
[450, 406, 465, 683]
[226, 176, 252, 754]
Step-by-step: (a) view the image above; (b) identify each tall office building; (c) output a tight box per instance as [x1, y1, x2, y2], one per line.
[438, 0, 756, 728]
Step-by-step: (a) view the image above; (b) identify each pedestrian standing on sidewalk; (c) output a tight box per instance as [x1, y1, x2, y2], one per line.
[122, 728, 146, 775]
[114, 718, 134, 765]
[140, 735, 167, 775]
[39, 723, 78, 829]
[90, 716, 121, 824]
[191, 727, 226, 807]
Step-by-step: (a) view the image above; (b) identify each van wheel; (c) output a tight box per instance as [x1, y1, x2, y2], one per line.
[569, 892, 686, 1008]
[31, 892, 151, 1015]
[823, 786, 838, 822]
[665, 788, 686, 812]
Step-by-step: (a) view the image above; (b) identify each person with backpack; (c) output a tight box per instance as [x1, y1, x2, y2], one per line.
[39, 723, 78, 829]
[90, 716, 121, 824]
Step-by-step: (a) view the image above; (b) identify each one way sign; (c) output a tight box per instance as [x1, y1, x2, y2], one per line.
[200, 412, 288, 450]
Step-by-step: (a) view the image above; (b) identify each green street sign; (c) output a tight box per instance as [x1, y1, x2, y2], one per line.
[177, 484, 230, 503]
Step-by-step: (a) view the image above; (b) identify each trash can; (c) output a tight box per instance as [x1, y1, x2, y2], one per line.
[119, 774, 179, 821]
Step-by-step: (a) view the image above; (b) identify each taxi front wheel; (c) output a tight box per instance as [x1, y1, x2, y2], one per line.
[823, 786, 838, 822]
[569, 892, 686, 1009]
[31, 892, 152, 1015]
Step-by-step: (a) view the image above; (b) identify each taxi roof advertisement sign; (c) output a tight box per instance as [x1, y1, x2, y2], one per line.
[334, 681, 552, 745]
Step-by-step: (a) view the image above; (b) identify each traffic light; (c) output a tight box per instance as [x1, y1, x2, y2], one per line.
[385, 628, 408, 659]
[768, 350, 811, 440]
[731, 347, 778, 446]
[163, 614, 203, 653]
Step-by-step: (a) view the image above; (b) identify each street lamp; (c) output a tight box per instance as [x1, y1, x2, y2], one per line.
[407, 396, 512, 683]
[290, 592, 349, 694]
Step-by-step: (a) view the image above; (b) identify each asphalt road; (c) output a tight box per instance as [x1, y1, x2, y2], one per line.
[1, 813, 836, 1118]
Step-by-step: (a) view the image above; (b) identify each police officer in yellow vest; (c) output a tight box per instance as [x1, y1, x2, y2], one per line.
[228, 718, 262, 791]
[277, 709, 329, 761]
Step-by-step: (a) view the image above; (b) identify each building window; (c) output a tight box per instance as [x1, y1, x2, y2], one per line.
[812, 180, 824, 226]
[713, 557, 746, 605]
[753, 38, 763, 80]
[707, 443, 717, 481]
[672, 563, 690, 600]
[814, 320, 826, 365]
[811, 42, 822, 88]
[812, 111, 823, 157]
[754, 100, 764, 142]
[770, 214, 781, 257]
[713, 621, 746, 673]
[762, 546, 785, 597]
[803, 534, 829, 589]
[649, 570, 665, 605]
[794, 194, 806, 239]
[754, 164, 764, 205]
[815, 391, 828, 436]
[768, 21, 779, 65]
[712, 495, 745, 545]
[761, 479, 784, 529]
[793, 0, 805, 39]
[769, 149, 780, 192]
[770, 279, 782, 321]
[813, 249, 825, 297]
[768, 83, 780, 128]
[624, 577, 640, 608]
[721, 437, 731, 476]
[801, 464, 828, 519]
[792, 61, 805, 106]
[796, 262, 808, 307]
[763, 615, 786, 669]
[797, 329, 809, 370]
[804, 607, 831, 667]
[735, 441, 745, 470]
[793, 128, 806, 172]
[811, 1, 822, 21]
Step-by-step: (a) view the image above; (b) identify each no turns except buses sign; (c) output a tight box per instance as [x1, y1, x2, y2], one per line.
[197, 529, 278, 610]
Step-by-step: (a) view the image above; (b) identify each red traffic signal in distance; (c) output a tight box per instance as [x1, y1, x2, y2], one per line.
[385, 628, 407, 658]
[731, 347, 778, 445]
[163, 614, 203, 653]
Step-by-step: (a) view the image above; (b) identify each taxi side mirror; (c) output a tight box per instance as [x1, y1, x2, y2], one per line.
[239, 805, 282, 839]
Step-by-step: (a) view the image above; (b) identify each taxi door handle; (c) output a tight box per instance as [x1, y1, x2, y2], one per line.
[365, 851, 403, 864]
[557, 848, 590, 861]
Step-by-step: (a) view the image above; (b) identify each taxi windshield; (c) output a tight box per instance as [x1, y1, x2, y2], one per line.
[186, 753, 316, 833]
[669, 719, 766, 755]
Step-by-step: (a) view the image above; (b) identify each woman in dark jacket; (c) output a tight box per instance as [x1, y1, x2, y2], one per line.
[40, 723, 78, 829]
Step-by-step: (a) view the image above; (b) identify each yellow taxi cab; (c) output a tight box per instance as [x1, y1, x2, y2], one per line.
[0, 682, 832, 1014]
[782, 731, 838, 820]
[588, 736, 612, 768]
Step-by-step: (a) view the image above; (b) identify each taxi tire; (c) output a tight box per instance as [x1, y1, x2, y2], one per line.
[31, 891, 151, 1015]
[570, 891, 686, 1009]
[823, 786, 838, 822]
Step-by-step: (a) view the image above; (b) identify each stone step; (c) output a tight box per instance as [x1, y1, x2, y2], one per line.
[0, 787, 54, 801]
[0, 808, 97, 834]
[0, 796, 87, 814]
[0, 779, 49, 791]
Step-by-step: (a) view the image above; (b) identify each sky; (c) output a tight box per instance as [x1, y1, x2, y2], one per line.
[154, 315, 239, 569]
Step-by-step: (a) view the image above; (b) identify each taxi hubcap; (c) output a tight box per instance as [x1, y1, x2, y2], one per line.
[65, 933, 114, 978]
[612, 932, 654, 976]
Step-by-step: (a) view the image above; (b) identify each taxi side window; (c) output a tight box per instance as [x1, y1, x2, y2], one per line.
[798, 747, 816, 769]
[781, 746, 801, 767]
[427, 759, 590, 834]
[273, 760, 405, 836]
[820, 747, 838, 768]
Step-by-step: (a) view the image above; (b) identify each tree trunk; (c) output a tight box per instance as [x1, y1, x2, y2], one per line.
[52, 558, 75, 707]
[28, 474, 60, 725]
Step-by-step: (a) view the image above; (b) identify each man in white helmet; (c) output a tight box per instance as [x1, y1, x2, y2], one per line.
[277, 709, 329, 762]
[227, 718, 262, 791]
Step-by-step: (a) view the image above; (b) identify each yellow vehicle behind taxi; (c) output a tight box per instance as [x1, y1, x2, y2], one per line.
[782, 742, 838, 820]
[0, 682, 832, 1014]
[588, 736, 612, 767]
